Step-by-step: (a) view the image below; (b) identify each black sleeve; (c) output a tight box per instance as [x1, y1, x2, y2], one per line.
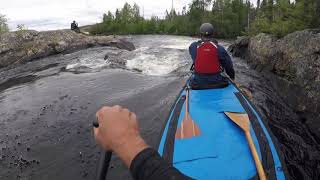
[130, 148, 193, 180]
[218, 45, 235, 80]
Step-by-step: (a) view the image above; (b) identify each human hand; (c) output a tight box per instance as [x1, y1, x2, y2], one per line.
[93, 106, 148, 167]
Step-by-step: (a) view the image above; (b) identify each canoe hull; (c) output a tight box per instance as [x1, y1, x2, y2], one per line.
[158, 81, 287, 180]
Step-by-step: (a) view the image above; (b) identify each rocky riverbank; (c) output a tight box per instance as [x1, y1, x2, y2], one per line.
[229, 29, 320, 146]
[0, 30, 135, 69]
[229, 30, 320, 179]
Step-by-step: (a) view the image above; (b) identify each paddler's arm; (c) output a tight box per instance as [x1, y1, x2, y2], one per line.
[131, 147, 193, 180]
[94, 106, 193, 180]
[217, 45, 235, 80]
[189, 41, 200, 62]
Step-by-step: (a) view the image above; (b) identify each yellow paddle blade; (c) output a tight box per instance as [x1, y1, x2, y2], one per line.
[224, 112, 250, 132]
[175, 113, 201, 139]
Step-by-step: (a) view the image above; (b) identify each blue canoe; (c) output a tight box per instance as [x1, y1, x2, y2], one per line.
[158, 80, 287, 179]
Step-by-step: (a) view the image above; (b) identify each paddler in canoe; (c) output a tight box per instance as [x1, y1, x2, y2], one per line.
[189, 23, 235, 89]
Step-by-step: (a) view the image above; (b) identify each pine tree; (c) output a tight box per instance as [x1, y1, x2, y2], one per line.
[0, 14, 9, 34]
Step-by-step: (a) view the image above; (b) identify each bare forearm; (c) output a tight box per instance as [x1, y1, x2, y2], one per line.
[113, 137, 149, 167]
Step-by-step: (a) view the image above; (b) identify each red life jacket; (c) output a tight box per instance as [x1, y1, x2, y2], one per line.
[194, 41, 221, 74]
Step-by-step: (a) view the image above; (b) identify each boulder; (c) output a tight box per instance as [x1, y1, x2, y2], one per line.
[0, 30, 135, 68]
[228, 36, 250, 59]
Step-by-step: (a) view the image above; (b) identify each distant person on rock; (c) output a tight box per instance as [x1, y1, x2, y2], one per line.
[189, 23, 235, 89]
[71, 20, 80, 33]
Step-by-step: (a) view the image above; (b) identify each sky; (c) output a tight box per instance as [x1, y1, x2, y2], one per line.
[0, 0, 193, 31]
[0, 0, 259, 31]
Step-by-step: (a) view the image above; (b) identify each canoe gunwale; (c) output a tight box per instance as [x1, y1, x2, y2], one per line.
[230, 81, 289, 179]
[235, 92, 276, 179]
[162, 95, 186, 164]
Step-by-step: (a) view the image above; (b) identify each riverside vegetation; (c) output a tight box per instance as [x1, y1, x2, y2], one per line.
[1, 0, 319, 38]
[89, 0, 320, 38]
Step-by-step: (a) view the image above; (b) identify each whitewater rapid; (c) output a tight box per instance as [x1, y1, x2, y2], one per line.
[65, 36, 197, 75]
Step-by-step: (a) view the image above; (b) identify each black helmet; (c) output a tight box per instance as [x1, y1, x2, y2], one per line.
[200, 23, 214, 36]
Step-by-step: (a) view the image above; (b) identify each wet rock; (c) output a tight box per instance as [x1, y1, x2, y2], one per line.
[0, 30, 135, 68]
[104, 54, 109, 60]
[132, 68, 143, 73]
[82, 171, 88, 177]
[229, 29, 320, 137]
[228, 36, 250, 59]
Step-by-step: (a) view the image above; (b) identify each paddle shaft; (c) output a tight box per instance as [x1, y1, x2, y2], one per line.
[95, 151, 112, 180]
[93, 120, 113, 180]
[181, 88, 190, 138]
[185, 88, 190, 113]
[245, 131, 267, 180]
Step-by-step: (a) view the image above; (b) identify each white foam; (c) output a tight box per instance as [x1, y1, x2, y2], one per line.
[66, 57, 109, 70]
[159, 38, 194, 50]
[126, 52, 188, 76]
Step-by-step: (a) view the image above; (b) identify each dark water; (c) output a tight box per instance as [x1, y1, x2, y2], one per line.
[0, 35, 319, 180]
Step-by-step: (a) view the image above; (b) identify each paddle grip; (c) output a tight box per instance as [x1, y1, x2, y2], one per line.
[93, 119, 99, 128]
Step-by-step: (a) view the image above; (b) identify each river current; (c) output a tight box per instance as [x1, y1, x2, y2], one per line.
[0, 35, 319, 180]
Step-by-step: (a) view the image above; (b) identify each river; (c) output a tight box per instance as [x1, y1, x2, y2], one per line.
[0, 35, 319, 180]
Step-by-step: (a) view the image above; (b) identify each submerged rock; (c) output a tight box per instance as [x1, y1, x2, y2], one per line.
[229, 29, 320, 138]
[0, 30, 135, 68]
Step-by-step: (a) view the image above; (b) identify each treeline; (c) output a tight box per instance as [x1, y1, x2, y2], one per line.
[90, 0, 320, 38]
[0, 14, 9, 34]
[251, 0, 320, 37]
[89, 1, 250, 38]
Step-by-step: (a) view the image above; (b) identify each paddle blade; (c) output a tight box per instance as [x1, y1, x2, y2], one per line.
[225, 112, 250, 132]
[175, 114, 201, 139]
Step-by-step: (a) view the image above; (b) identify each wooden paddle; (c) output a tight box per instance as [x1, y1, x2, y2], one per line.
[175, 88, 201, 139]
[224, 112, 266, 180]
